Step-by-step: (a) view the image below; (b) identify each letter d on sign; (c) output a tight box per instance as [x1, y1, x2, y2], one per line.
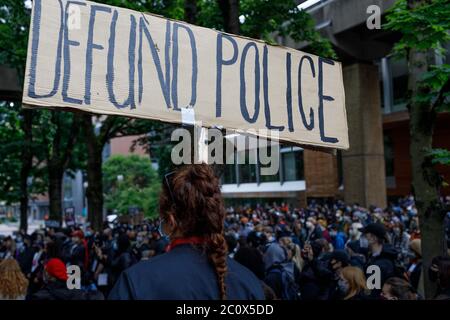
[67, 265, 81, 289]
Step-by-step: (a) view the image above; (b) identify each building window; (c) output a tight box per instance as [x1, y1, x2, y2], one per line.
[223, 163, 236, 184]
[259, 147, 280, 183]
[281, 149, 304, 181]
[390, 57, 409, 112]
[237, 150, 257, 183]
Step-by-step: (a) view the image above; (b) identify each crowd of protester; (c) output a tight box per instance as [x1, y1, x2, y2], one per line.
[0, 195, 449, 300]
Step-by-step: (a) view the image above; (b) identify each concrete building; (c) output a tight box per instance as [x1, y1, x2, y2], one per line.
[301, 0, 450, 206]
[220, 0, 450, 207]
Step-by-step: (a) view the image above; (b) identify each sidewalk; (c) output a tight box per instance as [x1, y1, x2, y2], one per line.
[0, 220, 44, 236]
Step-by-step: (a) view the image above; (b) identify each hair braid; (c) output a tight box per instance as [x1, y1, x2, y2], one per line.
[206, 233, 228, 300]
[160, 164, 228, 299]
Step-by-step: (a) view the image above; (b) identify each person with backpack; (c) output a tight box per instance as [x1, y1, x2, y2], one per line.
[264, 239, 301, 300]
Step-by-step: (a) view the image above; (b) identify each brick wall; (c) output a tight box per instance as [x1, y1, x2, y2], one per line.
[304, 149, 339, 198]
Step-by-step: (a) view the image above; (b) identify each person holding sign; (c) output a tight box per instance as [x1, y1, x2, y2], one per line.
[109, 164, 264, 300]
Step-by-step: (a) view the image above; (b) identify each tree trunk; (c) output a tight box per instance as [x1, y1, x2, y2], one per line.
[407, 0, 446, 299]
[48, 164, 64, 223]
[19, 109, 33, 232]
[218, 0, 240, 35]
[184, 0, 197, 24]
[86, 150, 104, 231]
[82, 114, 104, 231]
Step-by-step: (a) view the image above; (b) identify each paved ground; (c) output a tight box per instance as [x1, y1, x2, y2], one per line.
[0, 220, 44, 236]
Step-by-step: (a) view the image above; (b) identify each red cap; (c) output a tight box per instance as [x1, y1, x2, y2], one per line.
[71, 230, 84, 239]
[45, 258, 68, 281]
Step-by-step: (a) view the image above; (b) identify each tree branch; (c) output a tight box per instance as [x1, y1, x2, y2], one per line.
[62, 114, 82, 168]
[431, 77, 450, 111]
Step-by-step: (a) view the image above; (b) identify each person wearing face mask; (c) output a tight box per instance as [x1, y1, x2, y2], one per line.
[391, 222, 410, 257]
[325, 250, 350, 299]
[337, 266, 369, 300]
[298, 240, 334, 300]
[359, 223, 399, 297]
[305, 218, 323, 243]
[69, 230, 89, 275]
[329, 224, 346, 250]
[348, 222, 363, 241]
[345, 240, 366, 271]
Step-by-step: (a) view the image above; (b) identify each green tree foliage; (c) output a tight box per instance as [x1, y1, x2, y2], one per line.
[239, 0, 334, 57]
[0, 0, 30, 77]
[0, 101, 27, 204]
[385, 0, 450, 298]
[103, 155, 161, 218]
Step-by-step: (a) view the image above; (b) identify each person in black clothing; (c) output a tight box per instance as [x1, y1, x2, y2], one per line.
[17, 235, 36, 276]
[305, 218, 323, 243]
[298, 240, 334, 300]
[345, 240, 366, 271]
[109, 164, 264, 300]
[326, 250, 350, 299]
[69, 230, 88, 272]
[359, 223, 398, 296]
[234, 247, 276, 300]
[110, 234, 135, 285]
[264, 240, 301, 300]
[31, 258, 103, 300]
[150, 227, 169, 256]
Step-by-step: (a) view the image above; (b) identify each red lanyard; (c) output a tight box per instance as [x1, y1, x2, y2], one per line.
[166, 236, 206, 252]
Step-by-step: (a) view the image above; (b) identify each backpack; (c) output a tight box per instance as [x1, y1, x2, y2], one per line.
[266, 263, 301, 300]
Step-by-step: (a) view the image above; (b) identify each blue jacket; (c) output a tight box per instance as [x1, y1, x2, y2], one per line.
[108, 244, 265, 300]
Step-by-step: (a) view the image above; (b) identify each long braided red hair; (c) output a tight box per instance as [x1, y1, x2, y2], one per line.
[159, 164, 228, 299]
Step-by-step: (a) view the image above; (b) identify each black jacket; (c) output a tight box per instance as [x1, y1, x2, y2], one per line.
[111, 250, 135, 284]
[31, 281, 103, 300]
[365, 245, 398, 296]
[108, 244, 265, 300]
[70, 243, 87, 271]
[298, 257, 334, 300]
[18, 245, 37, 275]
[264, 262, 301, 299]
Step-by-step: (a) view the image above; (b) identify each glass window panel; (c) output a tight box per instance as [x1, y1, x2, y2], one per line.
[237, 150, 257, 183]
[282, 151, 304, 181]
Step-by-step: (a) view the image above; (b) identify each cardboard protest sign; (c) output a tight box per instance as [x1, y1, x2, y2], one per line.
[22, 0, 349, 149]
[45, 220, 61, 228]
[64, 207, 75, 226]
